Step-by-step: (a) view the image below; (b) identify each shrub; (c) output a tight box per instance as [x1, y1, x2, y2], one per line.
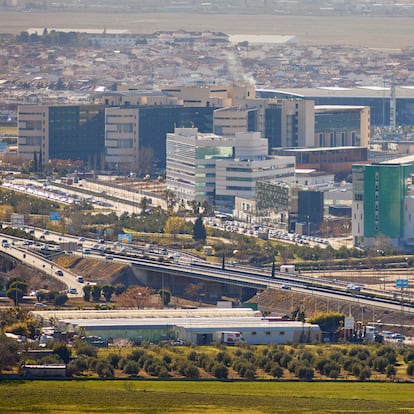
[407, 362, 414, 377]
[351, 363, 362, 378]
[295, 365, 314, 380]
[53, 343, 71, 364]
[216, 351, 232, 366]
[96, 361, 114, 378]
[271, 364, 284, 379]
[177, 361, 200, 378]
[358, 366, 371, 381]
[373, 356, 388, 373]
[123, 361, 140, 375]
[129, 349, 145, 362]
[404, 350, 414, 364]
[107, 353, 121, 369]
[212, 363, 228, 379]
[324, 361, 341, 378]
[187, 351, 197, 361]
[315, 358, 331, 374]
[280, 354, 292, 368]
[73, 340, 97, 358]
[386, 364, 396, 378]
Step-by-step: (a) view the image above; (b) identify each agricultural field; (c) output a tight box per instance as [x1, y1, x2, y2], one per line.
[1, 380, 413, 413]
[1, 10, 414, 48]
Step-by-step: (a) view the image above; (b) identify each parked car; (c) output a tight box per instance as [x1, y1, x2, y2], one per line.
[55, 270, 64, 276]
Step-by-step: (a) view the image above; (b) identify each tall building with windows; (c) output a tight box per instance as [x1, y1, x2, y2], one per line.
[314, 106, 370, 148]
[105, 106, 214, 172]
[166, 128, 234, 205]
[105, 107, 139, 172]
[352, 163, 412, 249]
[18, 104, 105, 168]
[166, 128, 295, 210]
[215, 132, 296, 209]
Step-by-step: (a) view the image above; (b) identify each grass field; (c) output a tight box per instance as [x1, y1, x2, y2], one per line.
[1, 380, 414, 413]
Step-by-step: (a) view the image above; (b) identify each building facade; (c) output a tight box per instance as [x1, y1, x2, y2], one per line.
[166, 127, 234, 205]
[166, 129, 296, 209]
[352, 163, 413, 249]
[18, 104, 105, 168]
[314, 105, 370, 148]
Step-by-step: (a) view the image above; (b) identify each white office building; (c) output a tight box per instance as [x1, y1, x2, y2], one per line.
[166, 128, 234, 205]
[166, 128, 295, 209]
[215, 132, 296, 209]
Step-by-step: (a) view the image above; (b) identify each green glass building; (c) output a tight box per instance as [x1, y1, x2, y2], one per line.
[352, 163, 412, 249]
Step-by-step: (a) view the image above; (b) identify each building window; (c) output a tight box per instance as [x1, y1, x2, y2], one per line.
[251, 331, 257, 335]
[279, 331, 285, 335]
[265, 331, 271, 336]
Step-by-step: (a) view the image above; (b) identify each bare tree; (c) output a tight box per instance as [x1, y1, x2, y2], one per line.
[117, 286, 160, 309]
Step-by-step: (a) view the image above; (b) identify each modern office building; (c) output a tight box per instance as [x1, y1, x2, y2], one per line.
[257, 87, 414, 127]
[215, 132, 296, 209]
[352, 162, 413, 250]
[104, 105, 215, 172]
[166, 129, 295, 209]
[256, 180, 324, 233]
[105, 107, 139, 172]
[273, 146, 369, 175]
[213, 106, 257, 137]
[263, 99, 315, 150]
[314, 105, 370, 148]
[18, 104, 105, 168]
[166, 127, 234, 205]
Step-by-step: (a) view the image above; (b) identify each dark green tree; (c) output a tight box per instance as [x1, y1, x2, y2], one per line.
[83, 285, 91, 302]
[102, 285, 114, 302]
[91, 285, 102, 302]
[193, 215, 207, 242]
[6, 288, 24, 306]
[53, 293, 68, 306]
[53, 343, 71, 363]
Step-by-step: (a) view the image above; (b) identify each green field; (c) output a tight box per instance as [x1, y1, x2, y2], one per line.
[1, 380, 413, 414]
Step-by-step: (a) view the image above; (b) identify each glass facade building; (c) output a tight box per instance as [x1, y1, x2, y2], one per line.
[352, 163, 412, 248]
[49, 105, 105, 166]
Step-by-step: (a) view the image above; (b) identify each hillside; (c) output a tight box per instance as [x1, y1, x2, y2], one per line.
[52, 255, 138, 286]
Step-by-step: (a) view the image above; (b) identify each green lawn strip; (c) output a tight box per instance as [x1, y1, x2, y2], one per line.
[1, 381, 413, 414]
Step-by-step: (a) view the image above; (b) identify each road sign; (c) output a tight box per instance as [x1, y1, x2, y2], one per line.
[49, 212, 61, 221]
[344, 317, 355, 329]
[11, 213, 24, 228]
[118, 233, 132, 243]
[395, 279, 409, 288]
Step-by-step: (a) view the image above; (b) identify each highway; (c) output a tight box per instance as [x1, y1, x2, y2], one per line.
[1, 230, 413, 313]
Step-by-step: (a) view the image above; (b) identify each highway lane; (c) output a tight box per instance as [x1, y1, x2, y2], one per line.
[0, 242, 84, 297]
[2, 231, 413, 312]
